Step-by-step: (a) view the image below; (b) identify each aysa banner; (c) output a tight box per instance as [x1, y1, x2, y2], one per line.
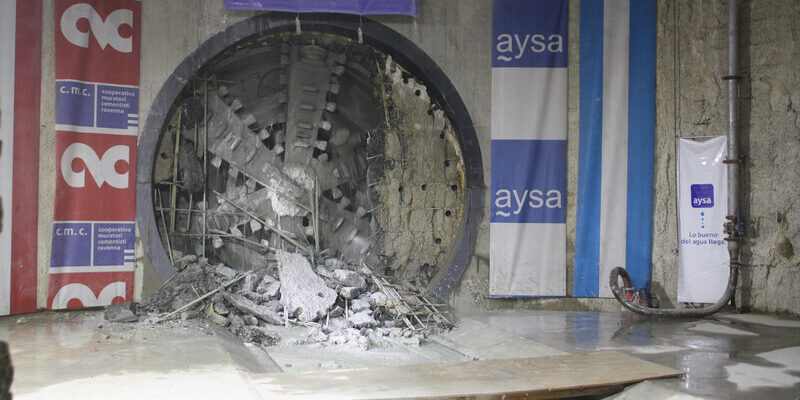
[0, 0, 42, 316]
[49, 0, 140, 310]
[490, 0, 567, 297]
[677, 137, 729, 304]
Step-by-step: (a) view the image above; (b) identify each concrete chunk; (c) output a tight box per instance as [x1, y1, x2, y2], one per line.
[265, 281, 282, 299]
[306, 327, 329, 343]
[340, 286, 362, 299]
[205, 303, 230, 326]
[229, 314, 245, 334]
[223, 293, 283, 325]
[349, 297, 371, 313]
[214, 264, 237, 280]
[212, 302, 229, 315]
[174, 254, 197, 270]
[277, 251, 337, 322]
[262, 300, 283, 313]
[332, 269, 366, 289]
[325, 258, 348, 270]
[349, 310, 377, 328]
[242, 290, 269, 303]
[255, 274, 277, 293]
[242, 273, 258, 292]
[242, 326, 280, 346]
[329, 305, 344, 318]
[369, 292, 389, 307]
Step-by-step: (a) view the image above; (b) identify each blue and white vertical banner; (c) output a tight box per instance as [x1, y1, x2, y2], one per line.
[490, 0, 567, 297]
[574, 0, 656, 298]
[677, 137, 729, 303]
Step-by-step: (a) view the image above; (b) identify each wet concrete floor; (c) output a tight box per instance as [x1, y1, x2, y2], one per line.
[1, 310, 262, 399]
[470, 310, 800, 399]
[1, 309, 798, 399]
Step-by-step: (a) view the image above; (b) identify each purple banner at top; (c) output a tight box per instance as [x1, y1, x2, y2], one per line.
[223, 0, 417, 16]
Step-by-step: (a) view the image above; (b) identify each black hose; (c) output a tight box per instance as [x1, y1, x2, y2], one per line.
[612, 0, 742, 319]
[608, 266, 737, 318]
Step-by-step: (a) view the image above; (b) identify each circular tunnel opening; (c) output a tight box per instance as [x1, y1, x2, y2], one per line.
[137, 14, 483, 301]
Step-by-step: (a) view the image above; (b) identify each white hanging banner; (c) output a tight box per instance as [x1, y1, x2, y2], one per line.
[489, 0, 568, 297]
[677, 137, 729, 303]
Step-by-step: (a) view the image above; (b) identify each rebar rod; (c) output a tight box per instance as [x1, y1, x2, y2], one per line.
[169, 112, 182, 232]
[203, 81, 209, 259]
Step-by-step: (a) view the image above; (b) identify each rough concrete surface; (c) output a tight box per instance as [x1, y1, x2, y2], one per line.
[373, 59, 465, 286]
[649, 1, 800, 315]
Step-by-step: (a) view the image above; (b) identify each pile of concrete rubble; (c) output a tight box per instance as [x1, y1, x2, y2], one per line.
[107, 250, 452, 349]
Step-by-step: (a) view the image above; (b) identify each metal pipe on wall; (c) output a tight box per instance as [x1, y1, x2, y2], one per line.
[610, 0, 741, 317]
[725, 0, 742, 263]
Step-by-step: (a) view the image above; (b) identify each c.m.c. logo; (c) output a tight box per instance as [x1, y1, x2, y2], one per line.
[60, 3, 133, 53]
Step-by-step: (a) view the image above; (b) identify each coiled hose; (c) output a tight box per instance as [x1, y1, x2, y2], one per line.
[608, 266, 737, 318]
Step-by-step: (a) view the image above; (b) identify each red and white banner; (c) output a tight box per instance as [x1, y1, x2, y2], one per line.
[49, 0, 141, 310]
[0, 0, 42, 316]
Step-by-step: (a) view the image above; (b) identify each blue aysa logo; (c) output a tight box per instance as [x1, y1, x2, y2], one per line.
[491, 139, 566, 223]
[690, 184, 714, 208]
[495, 33, 564, 63]
[494, 188, 562, 217]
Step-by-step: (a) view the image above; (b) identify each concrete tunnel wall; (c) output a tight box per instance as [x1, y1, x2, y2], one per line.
[33, 1, 800, 315]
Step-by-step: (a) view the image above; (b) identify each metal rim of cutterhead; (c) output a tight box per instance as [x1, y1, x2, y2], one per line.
[136, 12, 484, 303]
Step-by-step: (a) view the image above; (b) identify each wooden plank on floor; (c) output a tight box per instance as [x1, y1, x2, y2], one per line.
[248, 350, 684, 399]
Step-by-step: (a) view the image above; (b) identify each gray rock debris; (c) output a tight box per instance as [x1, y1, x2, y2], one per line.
[329, 305, 344, 317]
[349, 297, 371, 313]
[348, 310, 378, 328]
[325, 258, 349, 271]
[229, 314, 245, 334]
[242, 273, 258, 292]
[369, 292, 389, 307]
[140, 251, 452, 350]
[204, 303, 230, 326]
[339, 286, 362, 299]
[174, 254, 198, 270]
[242, 326, 280, 345]
[104, 302, 138, 323]
[306, 327, 329, 343]
[212, 302, 229, 315]
[256, 274, 277, 293]
[264, 281, 281, 299]
[332, 269, 366, 289]
[214, 264, 237, 280]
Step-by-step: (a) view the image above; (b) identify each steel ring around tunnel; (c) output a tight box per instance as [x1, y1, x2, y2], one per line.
[136, 13, 483, 303]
